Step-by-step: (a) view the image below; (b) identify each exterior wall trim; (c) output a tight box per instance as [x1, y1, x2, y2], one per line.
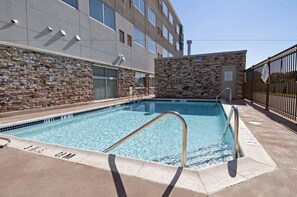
[155, 50, 248, 61]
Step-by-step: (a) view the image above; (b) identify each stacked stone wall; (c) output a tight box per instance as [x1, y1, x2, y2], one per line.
[155, 52, 246, 99]
[117, 68, 136, 97]
[118, 68, 152, 97]
[0, 44, 93, 112]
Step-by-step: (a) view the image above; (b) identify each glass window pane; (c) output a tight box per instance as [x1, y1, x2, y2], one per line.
[89, 0, 103, 23]
[162, 2, 168, 17]
[148, 7, 156, 27]
[162, 48, 168, 57]
[135, 72, 145, 87]
[148, 37, 156, 54]
[176, 41, 179, 51]
[133, 0, 145, 14]
[169, 12, 173, 25]
[127, 35, 132, 47]
[93, 79, 106, 100]
[134, 26, 145, 47]
[140, 0, 145, 13]
[104, 3, 115, 30]
[162, 25, 168, 39]
[92, 67, 105, 76]
[169, 33, 173, 45]
[176, 24, 179, 34]
[106, 69, 117, 77]
[149, 75, 155, 87]
[107, 80, 117, 98]
[62, 0, 78, 9]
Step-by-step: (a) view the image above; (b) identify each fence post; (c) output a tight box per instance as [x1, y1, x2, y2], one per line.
[265, 57, 271, 110]
[251, 67, 254, 103]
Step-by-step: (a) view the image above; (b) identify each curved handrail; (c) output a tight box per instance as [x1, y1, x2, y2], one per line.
[0, 137, 11, 148]
[223, 106, 239, 160]
[133, 90, 143, 100]
[128, 89, 143, 101]
[216, 87, 232, 103]
[103, 111, 188, 167]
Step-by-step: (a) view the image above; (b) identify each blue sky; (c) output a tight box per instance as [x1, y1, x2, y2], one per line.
[170, 0, 297, 68]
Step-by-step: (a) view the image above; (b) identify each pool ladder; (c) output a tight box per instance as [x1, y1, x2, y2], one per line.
[103, 106, 240, 167]
[216, 87, 232, 104]
[103, 111, 188, 167]
[223, 106, 240, 160]
[128, 89, 143, 102]
[0, 137, 11, 148]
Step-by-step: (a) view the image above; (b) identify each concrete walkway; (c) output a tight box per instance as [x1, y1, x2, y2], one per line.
[0, 99, 297, 196]
[210, 100, 297, 197]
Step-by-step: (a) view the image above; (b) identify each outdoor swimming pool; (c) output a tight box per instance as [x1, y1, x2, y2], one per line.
[3, 100, 235, 169]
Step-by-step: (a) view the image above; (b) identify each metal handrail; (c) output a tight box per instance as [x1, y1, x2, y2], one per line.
[0, 137, 11, 148]
[223, 106, 239, 160]
[128, 89, 143, 101]
[103, 111, 188, 167]
[133, 90, 143, 100]
[216, 87, 232, 103]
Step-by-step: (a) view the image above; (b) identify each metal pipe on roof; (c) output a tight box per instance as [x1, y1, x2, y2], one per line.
[187, 40, 192, 55]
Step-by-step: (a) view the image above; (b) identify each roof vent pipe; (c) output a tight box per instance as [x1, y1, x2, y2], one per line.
[187, 40, 192, 55]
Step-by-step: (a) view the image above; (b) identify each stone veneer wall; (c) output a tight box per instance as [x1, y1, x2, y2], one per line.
[118, 68, 136, 97]
[0, 44, 94, 112]
[118, 68, 150, 97]
[155, 51, 246, 99]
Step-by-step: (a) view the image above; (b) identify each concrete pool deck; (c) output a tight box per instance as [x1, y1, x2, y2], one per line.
[0, 99, 297, 196]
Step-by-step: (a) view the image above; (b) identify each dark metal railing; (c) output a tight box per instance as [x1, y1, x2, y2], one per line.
[244, 44, 297, 122]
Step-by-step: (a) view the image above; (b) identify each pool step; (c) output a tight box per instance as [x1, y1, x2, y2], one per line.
[153, 143, 233, 169]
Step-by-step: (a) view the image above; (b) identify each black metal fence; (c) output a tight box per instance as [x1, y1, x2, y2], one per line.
[244, 44, 297, 122]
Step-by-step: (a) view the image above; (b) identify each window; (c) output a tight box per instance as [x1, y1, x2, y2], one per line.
[92, 67, 118, 100]
[127, 35, 132, 47]
[169, 52, 173, 57]
[104, 3, 115, 30]
[119, 30, 125, 43]
[162, 48, 168, 57]
[149, 75, 155, 87]
[135, 72, 146, 87]
[90, 0, 103, 22]
[133, 26, 146, 47]
[89, 0, 115, 30]
[62, 0, 78, 9]
[176, 41, 179, 51]
[169, 33, 173, 45]
[169, 12, 173, 25]
[157, 26, 161, 35]
[176, 24, 180, 34]
[162, 2, 168, 17]
[162, 25, 168, 39]
[148, 7, 156, 27]
[133, 0, 145, 15]
[148, 37, 157, 54]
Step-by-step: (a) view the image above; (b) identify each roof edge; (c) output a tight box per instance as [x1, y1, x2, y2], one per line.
[155, 50, 247, 60]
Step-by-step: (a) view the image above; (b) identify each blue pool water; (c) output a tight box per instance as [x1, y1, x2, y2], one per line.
[4, 100, 234, 168]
